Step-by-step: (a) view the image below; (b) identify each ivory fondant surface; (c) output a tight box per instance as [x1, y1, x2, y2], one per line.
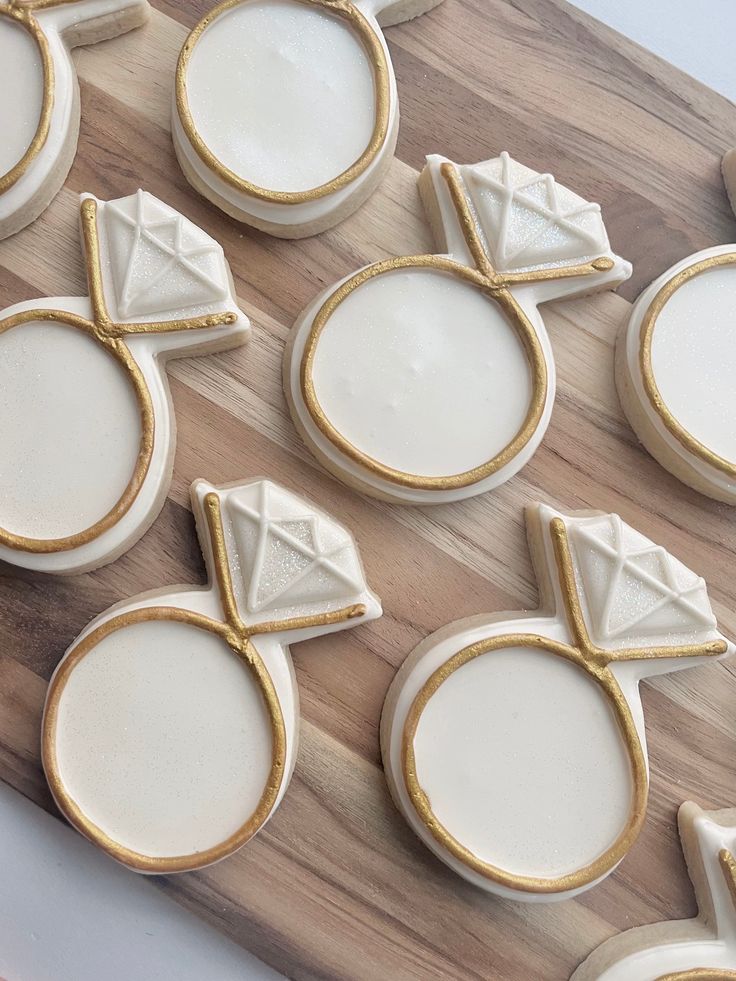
[381, 505, 732, 901]
[186, 0, 376, 194]
[617, 158, 736, 503]
[572, 803, 736, 980]
[42, 478, 382, 872]
[0, 188, 249, 574]
[0, 0, 150, 240]
[286, 152, 631, 503]
[173, 0, 444, 237]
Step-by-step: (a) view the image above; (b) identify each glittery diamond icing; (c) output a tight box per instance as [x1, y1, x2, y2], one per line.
[462, 151, 610, 271]
[568, 512, 717, 647]
[227, 481, 366, 616]
[102, 189, 229, 318]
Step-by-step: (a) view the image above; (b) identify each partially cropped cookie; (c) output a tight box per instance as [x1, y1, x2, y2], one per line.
[172, 0, 444, 238]
[42, 478, 381, 873]
[0, 189, 249, 574]
[381, 504, 731, 901]
[285, 152, 631, 504]
[0, 0, 150, 240]
[616, 152, 736, 503]
[573, 802, 736, 979]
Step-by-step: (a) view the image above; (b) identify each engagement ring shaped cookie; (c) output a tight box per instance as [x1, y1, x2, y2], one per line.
[172, 0, 444, 238]
[285, 152, 631, 503]
[42, 477, 382, 873]
[0, 189, 249, 574]
[0, 0, 150, 240]
[617, 153, 736, 503]
[381, 505, 731, 901]
[573, 803, 736, 979]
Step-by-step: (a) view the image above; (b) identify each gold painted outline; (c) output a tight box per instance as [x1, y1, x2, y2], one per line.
[299, 162, 614, 491]
[0, 197, 237, 553]
[658, 971, 736, 980]
[0, 0, 61, 194]
[401, 517, 726, 894]
[42, 492, 367, 873]
[175, 0, 391, 204]
[639, 251, 736, 479]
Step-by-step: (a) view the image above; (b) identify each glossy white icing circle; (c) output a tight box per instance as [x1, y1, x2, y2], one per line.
[54, 619, 273, 858]
[412, 644, 632, 878]
[620, 246, 736, 502]
[185, 0, 376, 194]
[311, 267, 533, 477]
[0, 320, 141, 540]
[0, 15, 44, 177]
[649, 262, 736, 463]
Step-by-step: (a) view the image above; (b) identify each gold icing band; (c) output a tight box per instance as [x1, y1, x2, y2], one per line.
[0, 0, 56, 194]
[175, 0, 391, 204]
[400, 518, 725, 894]
[42, 492, 366, 873]
[657, 972, 736, 980]
[299, 162, 613, 491]
[639, 252, 736, 479]
[0, 198, 237, 554]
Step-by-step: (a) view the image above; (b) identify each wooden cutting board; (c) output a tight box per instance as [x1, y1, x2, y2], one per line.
[2, 1, 736, 978]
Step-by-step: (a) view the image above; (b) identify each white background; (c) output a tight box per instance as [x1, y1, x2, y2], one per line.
[2, 3, 734, 979]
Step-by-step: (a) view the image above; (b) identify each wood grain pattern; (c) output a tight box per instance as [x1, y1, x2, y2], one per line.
[1, 1, 736, 977]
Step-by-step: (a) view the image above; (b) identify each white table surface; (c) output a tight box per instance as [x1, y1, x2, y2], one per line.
[2, 3, 734, 980]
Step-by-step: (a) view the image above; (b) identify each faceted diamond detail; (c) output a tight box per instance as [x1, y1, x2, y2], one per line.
[229, 482, 365, 615]
[570, 513, 716, 643]
[462, 151, 610, 271]
[103, 190, 229, 318]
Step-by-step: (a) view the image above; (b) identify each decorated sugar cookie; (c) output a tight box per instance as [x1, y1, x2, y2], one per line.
[617, 153, 736, 503]
[172, 0, 444, 238]
[0, 189, 249, 574]
[381, 504, 731, 901]
[285, 152, 632, 504]
[0, 0, 150, 240]
[42, 477, 381, 873]
[573, 802, 736, 979]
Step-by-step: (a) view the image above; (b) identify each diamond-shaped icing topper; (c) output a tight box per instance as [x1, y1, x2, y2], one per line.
[460, 152, 610, 272]
[222, 481, 368, 619]
[566, 512, 717, 649]
[100, 189, 230, 319]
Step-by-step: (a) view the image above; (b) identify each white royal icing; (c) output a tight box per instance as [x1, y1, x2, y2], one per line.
[0, 189, 249, 574]
[45, 477, 382, 871]
[0, 0, 150, 240]
[172, 0, 438, 235]
[621, 242, 736, 502]
[572, 803, 736, 980]
[185, 0, 376, 195]
[286, 152, 631, 503]
[381, 505, 731, 902]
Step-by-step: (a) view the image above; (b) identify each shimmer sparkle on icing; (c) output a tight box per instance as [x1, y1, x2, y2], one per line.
[381, 503, 731, 901]
[42, 477, 382, 873]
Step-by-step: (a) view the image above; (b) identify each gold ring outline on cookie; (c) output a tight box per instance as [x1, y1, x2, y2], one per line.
[0, 197, 237, 554]
[400, 518, 726, 894]
[639, 251, 736, 480]
[0, 1, 57, 194]
[175, 0, 391, 204]
[42, 493, 365, 873]
[299, 163, 614, 492]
